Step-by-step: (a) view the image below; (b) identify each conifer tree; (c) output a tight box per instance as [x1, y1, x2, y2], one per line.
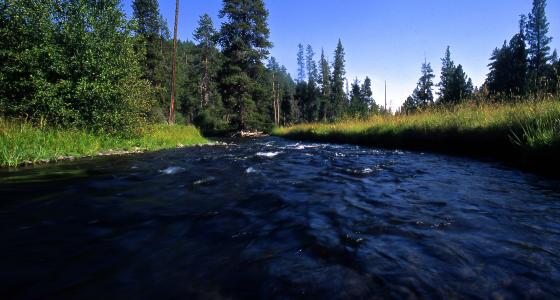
[297, 44, 306, 83]
[305, 45, 319, 121]
[218, 0, 272, 129]
[133, 0, 166, 87]
[437, 46, 456, 103]
[318, 49, 332, 121]
[331, 39, 347, 120]
[193, 14, 218, 109]
[360, 77, 376, 114]
[526, 0, 552, 91]
[412, 60, 435, 107]
[437, 47, 473, 104]
[349, 78, 362, 116]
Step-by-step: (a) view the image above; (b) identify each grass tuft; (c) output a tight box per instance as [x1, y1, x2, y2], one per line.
[0, 119, 208, 167]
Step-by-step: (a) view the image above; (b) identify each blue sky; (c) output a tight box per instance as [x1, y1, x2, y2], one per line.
[121, 0, 560, 110]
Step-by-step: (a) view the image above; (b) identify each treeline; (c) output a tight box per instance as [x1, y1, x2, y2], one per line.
[401, 0, 559, 114]
[292, 42, 380, 123]
[2, 0, 558, 133]
[0, 0, 287, 133]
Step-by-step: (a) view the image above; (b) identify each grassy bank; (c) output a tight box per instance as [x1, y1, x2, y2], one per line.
[0, 119, 208, 167]
[273, 100, 560, 174]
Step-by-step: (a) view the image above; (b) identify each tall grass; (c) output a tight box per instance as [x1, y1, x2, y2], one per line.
[0, 119, 208, 167]
[273, 99, 560, 173]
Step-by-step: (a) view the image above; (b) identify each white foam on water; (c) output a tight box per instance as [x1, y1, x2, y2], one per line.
[160, 166, 186, 175]
[246, 167, 257, 174]
[193, 176, 216, 185]
[256, 152, 282, 158]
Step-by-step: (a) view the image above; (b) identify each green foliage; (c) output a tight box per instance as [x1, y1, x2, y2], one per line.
[487, 17, 528, 97]
[527, 0, 553, 91]
[0, 0, 153, 134]
[331, 39, 347, 120]
[437, 47, 473, 104]
[218, 0, 272, 130]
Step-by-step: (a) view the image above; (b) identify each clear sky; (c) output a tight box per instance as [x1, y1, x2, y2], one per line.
[121, 0, 560, 110]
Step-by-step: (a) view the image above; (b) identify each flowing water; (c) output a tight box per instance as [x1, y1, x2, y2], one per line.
[1, 137, 560, 299]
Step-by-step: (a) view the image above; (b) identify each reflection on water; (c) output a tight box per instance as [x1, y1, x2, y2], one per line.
[1, 137, 560, 299]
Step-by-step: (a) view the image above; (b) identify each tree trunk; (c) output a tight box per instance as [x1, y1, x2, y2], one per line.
[168, 0, 179, 124]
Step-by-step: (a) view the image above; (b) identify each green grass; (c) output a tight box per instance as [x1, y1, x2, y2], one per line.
[273, 99, 560, 174]
[0, 119, 208, 167]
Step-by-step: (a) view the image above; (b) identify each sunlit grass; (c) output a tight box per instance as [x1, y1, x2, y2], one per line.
[273, 99, 560, 169]
[0, 119, 208, 167]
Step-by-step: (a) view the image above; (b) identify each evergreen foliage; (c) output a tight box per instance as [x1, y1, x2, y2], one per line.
[218, 0, 272, 130]
[331, 39, 347, 120]
[527, 0, 553, 91]
[437, 47, 473, 104]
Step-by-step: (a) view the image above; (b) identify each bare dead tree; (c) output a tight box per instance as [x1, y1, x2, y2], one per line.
[168, 0, 179, 124]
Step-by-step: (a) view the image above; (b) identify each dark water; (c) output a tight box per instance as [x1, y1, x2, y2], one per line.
[1, 137, 560, 299]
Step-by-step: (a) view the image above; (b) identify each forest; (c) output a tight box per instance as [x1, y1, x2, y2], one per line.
[1, 0, 559, 135]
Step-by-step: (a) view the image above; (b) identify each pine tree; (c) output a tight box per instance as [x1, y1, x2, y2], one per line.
[349, 78, 362, 116]
[452, 65, 473, 101]
[331, 39, 347, 120]
[132, 0, 166, 87]
[486, 17, 528, 98]
[218, 0, 272, 129]
[305, 45, 319, 121]
[361, 77, 377, 114]
[437, 46, 456, 103]
[412, 59, 435, 107]
[193, 14, 218, 109]
[297, 44, 306, 83]
[526, 0, 552, 91]
[510, 16, 529, 96]
[401, 96, 416, 114]
[318, 49, 332, 121]
[437, 47, 473, 104]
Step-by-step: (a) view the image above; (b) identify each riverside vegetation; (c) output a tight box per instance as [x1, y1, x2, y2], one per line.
[0, 119, 207, 167]
[0, 0, 559, 170]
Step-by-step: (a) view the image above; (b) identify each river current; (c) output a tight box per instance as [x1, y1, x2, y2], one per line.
[1, 137, 560, 299]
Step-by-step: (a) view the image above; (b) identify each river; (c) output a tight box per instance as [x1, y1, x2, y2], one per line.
[1, 137, 560, 299]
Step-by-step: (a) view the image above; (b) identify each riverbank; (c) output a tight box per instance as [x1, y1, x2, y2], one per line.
[0, 119, 208, 167]
[272, 100, 560, 175]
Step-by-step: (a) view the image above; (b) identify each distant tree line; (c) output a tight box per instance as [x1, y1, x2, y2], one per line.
[401, 0, 559, 114]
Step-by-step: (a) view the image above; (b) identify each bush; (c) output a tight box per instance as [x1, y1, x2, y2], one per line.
[0, 0, 154, 135]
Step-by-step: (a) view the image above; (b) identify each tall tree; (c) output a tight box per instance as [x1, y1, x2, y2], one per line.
[526, 0, 553, 91]
[361, 77, 376, 114]
[331, 39, 347, 120]
[437, 47, 473, 104]
[305, 45, 319, 121]
[349, 78, 362, 116]
[318, 49, 332, 121]
[219, 0, 272, 129]
[486, 17, 528, 97]
[437, 46, 456, 103]
[412, 59, 435, 107]
[297, 44, 306, 83]
[193, 14, 218, 110]
[132, 0, 166, 87]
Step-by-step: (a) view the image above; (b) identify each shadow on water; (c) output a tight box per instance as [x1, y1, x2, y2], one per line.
[1, 137, 560, 299]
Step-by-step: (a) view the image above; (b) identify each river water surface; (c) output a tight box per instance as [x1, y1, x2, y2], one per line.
[1, 137, 560, 299]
